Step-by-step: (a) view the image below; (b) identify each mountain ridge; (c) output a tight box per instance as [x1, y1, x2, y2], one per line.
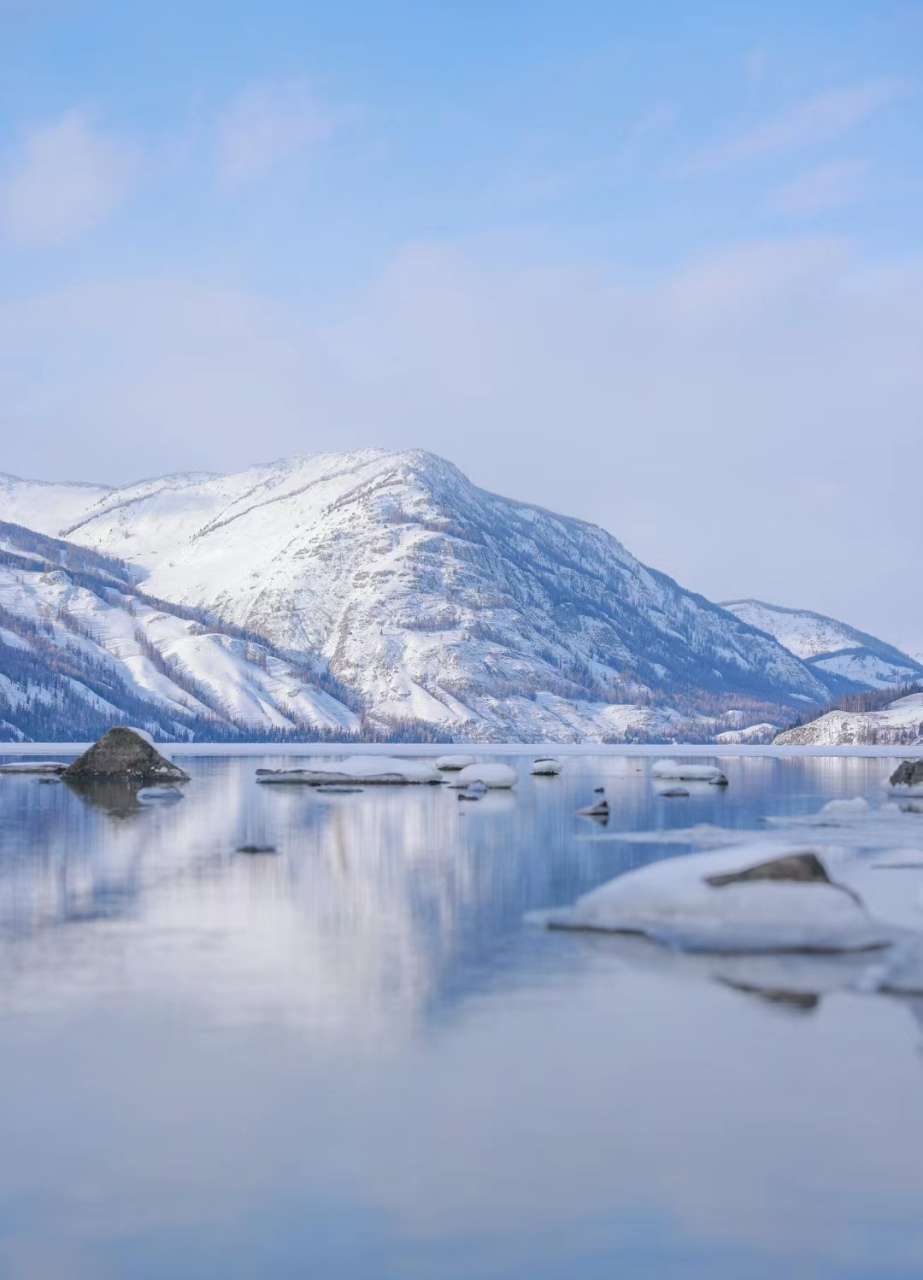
[721, 598, 922, 693]
[0, 449, 836, 742]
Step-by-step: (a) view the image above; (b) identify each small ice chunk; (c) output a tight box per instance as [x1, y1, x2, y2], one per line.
[448, 763, 518, 790]
[435, 754, 477, 771]
[652, 760, 729, 786]
[137, 786, 184, 803]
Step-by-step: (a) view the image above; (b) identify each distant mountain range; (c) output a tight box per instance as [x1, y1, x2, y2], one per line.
[0, 450, 917, 743]
[722, 599, 923, 693]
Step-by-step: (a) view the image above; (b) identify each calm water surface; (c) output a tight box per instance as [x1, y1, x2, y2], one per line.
[1, 752, 922, 1279]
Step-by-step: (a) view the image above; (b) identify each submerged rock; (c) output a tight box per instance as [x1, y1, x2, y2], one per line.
[62, 728, 189, 784]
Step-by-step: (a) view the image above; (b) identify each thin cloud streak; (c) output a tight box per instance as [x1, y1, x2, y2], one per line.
[682, 78, 914, 172]
[215, 80, 335, 188]
[769, 160, 869, 216]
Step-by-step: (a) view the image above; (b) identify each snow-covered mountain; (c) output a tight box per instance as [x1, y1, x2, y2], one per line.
[0, 449, 832, 742]
[0, 521, 359, 741]
[774, 692, 923, 747]
[722, 599, 923, 693]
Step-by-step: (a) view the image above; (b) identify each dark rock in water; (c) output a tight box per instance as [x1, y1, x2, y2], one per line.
[62, 728, 189, 783]
[578, 798, 609, 815]
[706, 852, 831, 888]
[237, 844, 277, 855]
[890, 759, 923, 788]
[719, 979, 821, 1013]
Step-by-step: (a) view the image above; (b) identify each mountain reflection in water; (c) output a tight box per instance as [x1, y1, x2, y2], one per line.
[0, 751, 922, 1280]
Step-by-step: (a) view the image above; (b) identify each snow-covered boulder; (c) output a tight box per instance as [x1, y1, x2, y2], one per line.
[62, 728, 189, 783]
[256, 756, 443, 785]
[531, 757, 562, 775]
[652, 759, 729, 785]
[435, 754, 477, 771]
[541, 845, 890, 953]
[448, 763, 518, 790]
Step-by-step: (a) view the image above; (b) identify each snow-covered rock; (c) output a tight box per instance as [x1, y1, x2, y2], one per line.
[255, 756, 443, 785]
[652, 759, 729, 785]
[531, 757, 562, 775]
[888, 760, 923, 798]
[541, 846, 891, 953]
[448, 762, 518, 789]
[1, 451, 830, 743]
[0, 761, 67, 775]
[722, 599, 923, 693]
[435, 754, 476, 771]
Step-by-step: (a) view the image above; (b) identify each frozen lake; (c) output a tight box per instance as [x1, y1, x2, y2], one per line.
[1, 751, 922, 1279]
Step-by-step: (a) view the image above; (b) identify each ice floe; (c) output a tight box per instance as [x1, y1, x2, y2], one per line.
[0, 761, 68, 775]
[540, 845, 892, 954]
[136, 786, 185, 803]
[447, 763, 518, 789]
[435, 754, 476, 771]
[256, 756, 444, 786]
[652, 759, 729, 786]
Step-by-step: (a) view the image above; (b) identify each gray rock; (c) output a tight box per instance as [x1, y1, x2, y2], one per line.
[706, 852, 831, 888]
[890, 759, 923, 788]
[62, 728, 189, 783]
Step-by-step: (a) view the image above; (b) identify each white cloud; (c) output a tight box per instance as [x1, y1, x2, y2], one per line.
[0, 111, 138, 248]
[215, 80, 334, 188]
[683, 78, 913, 171]
[769, 159, 869, 216]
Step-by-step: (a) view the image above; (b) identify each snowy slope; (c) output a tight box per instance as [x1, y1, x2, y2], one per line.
[1, 449, 833, 743]
[0, 473, 112, 537]
[0, 522, 359, 741]
[774, 693, 923, 747]
[722, 599, 922, 692]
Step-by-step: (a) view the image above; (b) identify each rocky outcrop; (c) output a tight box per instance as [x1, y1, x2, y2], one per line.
[62, 728, 189, 783]
[890, 760, 923, 788]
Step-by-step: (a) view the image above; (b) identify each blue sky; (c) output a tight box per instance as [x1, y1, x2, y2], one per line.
[1, 0, 922, 647]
